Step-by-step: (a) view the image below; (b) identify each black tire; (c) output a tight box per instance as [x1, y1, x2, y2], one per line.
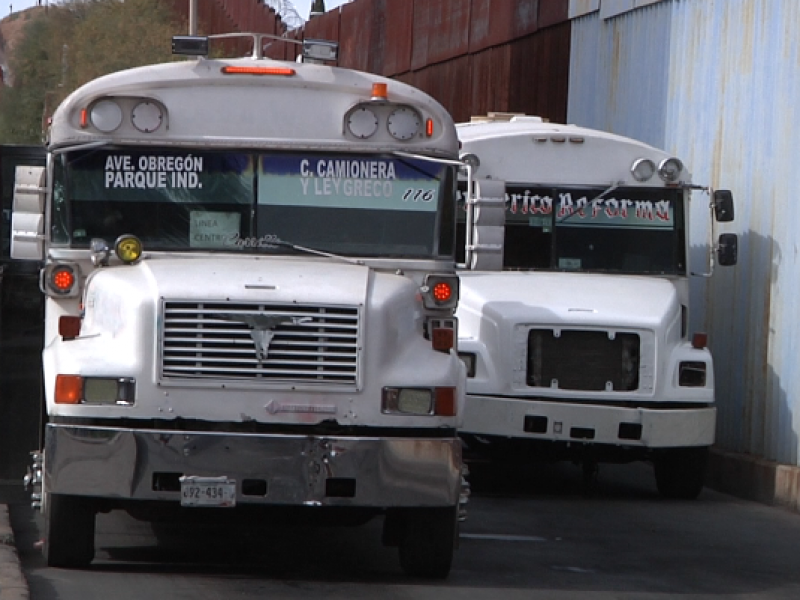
[398, 506, 457, 579]
[44, 493, 96, 568]
[654, 447, 709, 500]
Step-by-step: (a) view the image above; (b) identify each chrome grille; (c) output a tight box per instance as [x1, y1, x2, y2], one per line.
[161, 301, 360, 384]
[527, 329, 640, 391]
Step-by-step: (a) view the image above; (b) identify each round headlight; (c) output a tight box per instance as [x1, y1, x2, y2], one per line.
[631, 158, 656, 182]
[347, 106, 379, 139]
[387, 107, 421, 140]
[115, 234, 143, 264]
[131, 101, 164, 133]
[90, 100, 123, 133]
[658, 157, 684, 182]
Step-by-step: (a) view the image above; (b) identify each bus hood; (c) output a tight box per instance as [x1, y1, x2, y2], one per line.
[83, 255, 370, 315]
[457, 271, 680, 334]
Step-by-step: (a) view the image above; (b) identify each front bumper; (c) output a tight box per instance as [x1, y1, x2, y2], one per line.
[45, 424, 462, 507]
[461, 395, 716, 448]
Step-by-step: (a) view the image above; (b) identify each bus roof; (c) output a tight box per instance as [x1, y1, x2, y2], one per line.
[48, 57, 458, 157]
[457, 117, 691, 187]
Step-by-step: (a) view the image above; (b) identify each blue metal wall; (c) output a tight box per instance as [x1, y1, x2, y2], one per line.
[567, 0, 800, 465]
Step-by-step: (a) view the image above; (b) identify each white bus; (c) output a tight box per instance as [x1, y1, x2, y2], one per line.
[13, 34, 467, 577]
[456, 114, 737, 498]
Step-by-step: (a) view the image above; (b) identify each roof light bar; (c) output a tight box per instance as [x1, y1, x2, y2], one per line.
[221, 66, 296, 76]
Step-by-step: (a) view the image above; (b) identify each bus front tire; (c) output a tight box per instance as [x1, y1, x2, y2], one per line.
[397, 506, 457, 579]
[654, 447, 709, 500]
[44, 493, 96, 568]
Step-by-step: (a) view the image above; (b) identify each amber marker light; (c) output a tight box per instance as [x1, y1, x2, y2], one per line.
[55, 375, 83, 404]
[59, 316, 82, 340]
[435, 387, 457, 417]
[431, 327, 454, 352]
[426, 118, 434, 137]
[221, 66, 296, 76]
[115, 234, 143, 264]
[371, 83, 388, 101]
[80, 108, 89, 128]
[692, 332, 708, 349]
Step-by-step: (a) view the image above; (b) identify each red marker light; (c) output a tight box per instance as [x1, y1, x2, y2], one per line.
[52, 268, 75, 291]
[432, 282, 452, 302]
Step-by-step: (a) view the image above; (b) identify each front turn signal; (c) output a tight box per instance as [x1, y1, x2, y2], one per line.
[55, 375, 83, 404]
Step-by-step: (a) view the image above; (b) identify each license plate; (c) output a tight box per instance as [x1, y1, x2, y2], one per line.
[179, 476, 236, 507]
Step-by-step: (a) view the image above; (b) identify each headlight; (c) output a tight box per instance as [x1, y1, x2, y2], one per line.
[382, 387, 457, 416]
[55, 375, 136, 405]
[678, 362, 706, 387]
[382, 388, 433, 415]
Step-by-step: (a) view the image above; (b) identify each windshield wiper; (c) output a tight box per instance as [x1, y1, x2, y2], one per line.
[270, 239, 365, 265]
[556, 181, 624, 225]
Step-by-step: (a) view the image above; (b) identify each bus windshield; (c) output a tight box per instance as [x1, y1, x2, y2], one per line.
[52, 148, 457, 259]
[457, 185, 686, 275]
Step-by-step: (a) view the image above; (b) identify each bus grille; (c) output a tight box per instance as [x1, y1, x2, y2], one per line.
[160, 301, 360, 384]
[527, 330, 640, 392]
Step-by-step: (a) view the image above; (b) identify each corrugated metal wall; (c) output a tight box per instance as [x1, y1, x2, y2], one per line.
[567, 0, 800, 467]
[194, 0, 572, 125]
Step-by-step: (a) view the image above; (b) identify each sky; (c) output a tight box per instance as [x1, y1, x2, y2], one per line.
[6, 0, 351, 22]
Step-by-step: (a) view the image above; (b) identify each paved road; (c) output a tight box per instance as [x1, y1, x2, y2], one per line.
[7, 460, 800, 599]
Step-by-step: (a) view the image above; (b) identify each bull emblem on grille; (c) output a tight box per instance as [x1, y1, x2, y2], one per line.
[218, 314, 312, 361]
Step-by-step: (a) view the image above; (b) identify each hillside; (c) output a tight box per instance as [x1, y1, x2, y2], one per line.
[0, 6, 45, 81]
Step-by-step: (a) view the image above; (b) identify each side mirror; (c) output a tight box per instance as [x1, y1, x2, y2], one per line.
[10, 165, 47, 260]
[713, 189, 734, 222]
[717, 233, 738, 266]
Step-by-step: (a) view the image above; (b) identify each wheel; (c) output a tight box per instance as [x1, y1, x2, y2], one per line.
[654, 447, 709, 500]
[397, 506, 457, 579]
[44, 493, 96, 568]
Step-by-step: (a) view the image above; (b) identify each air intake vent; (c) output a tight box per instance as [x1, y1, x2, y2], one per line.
[160, 301, 360, 385]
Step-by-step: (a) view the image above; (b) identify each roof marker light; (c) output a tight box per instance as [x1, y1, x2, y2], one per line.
[371, 83, 388, 101]
[691, 332, 708, 349]
[221, 66, 296, 76]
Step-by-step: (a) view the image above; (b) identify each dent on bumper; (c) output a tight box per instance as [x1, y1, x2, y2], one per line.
[45, 424, 462, 506]
[461, 395, 716, 448]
